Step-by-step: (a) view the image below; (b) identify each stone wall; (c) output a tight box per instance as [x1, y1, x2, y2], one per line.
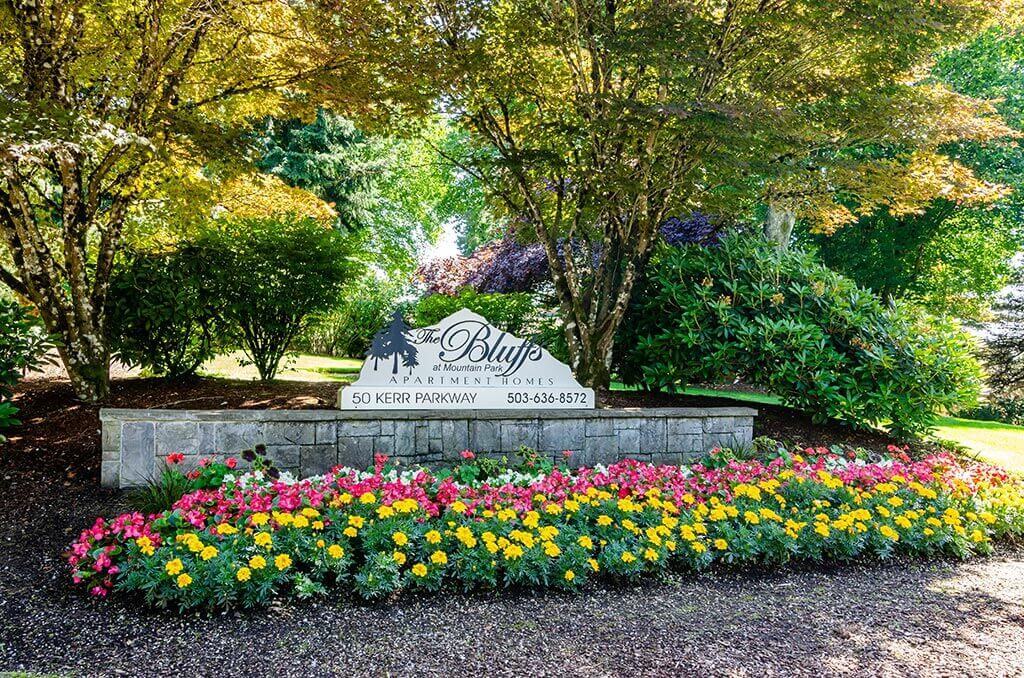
[99, 407, 757, 488]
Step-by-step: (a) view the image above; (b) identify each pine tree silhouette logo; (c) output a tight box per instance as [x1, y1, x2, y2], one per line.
[368, 310, 419, 375]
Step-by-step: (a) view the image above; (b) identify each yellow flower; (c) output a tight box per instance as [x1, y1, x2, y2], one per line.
[216, 523, 238, 536]
[200, 545, 218, 561]
[412, 563, 428, 577]
[744, 511, 760, 525]
[165, 558, 184, 576]
[316, 539, 326, 548]
[430, 550, 448, 565]
[451, 501, 468, 514]
[343, 527, 358, 538]
[254, 532, 272, 548]
[970, 529, 985, 543]
[250, 512, 269, 526]
[377, 505, 396, 519]
[301, 507, 320, 518]
[643, 548, 659, 562]
[136, 536, 155, 556]
[425, 530, 442, 544]
[503, 543, 524, 560]
[249, 555, 267, 570]
[393, 551, 407, 565]
[186, 537, 204, 553]
[359, 492, 376, 504]
[714, 538, 728, 551]
[348, 515, 365, 528]
[543, 542, 561, 558]
[176, 573, 192, 588]
[879, 525, 899, 541]
[690, 541, 707, 554]
[328, 544, 344, 559]
[588, 558, 600, 572]
[577, 535, 594, 549]
[597, 515, 613, 526]
[392, 531, 409, 547]
[564, 569, 575, 582]
[312, 521, 324, 531]
[887, 496, 903, 507]
[621, 551, 637, 563]
[236, 567, 252, 582]
[815, 523, 830, 538]
[274, 553, 292, 570]
[291, 515, 309, 529]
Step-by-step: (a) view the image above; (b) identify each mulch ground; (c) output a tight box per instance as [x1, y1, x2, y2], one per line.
[2, 377, 1023, 676]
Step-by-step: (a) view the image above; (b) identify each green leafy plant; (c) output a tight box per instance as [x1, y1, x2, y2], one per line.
[195, 216, 354, 380]
[107, 246, 224, 378]
[619, 234, 984, 436]
[294, 277, 409, 358]
[0, 299, 56, 437]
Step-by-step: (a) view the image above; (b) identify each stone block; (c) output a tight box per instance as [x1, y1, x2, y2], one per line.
[301, 445, 338, 477]
[469, 420, 499, 452]
[540, 420, 584, 452]
[585, 419, 613, 437]
[338, 436, 374, 469]
[667, 433, 703, 455]
[668, 418, 703, 437]
[100, 461, 120, 488]
[705, 431, 744, 451]
[650, 452, 683, 466]
[315, 421, 337, 445]
[339, 421, 381, 438]
[155, 421, 198, 456]
[216, 422, 264, 453]
[580, 435, 615, 466]
[264, 421, 315, 446]
[101, 422, 121, 454]
[703, 416, 739, 434]
[639, 419, 667, 455]
[615, 427, 641, 455]
[501, 420, 539, 452]
[265, 445, 301, 468]
[393, 421, 417, 457]
[121, 422, 155, 486]
[441, 420, 470, 458]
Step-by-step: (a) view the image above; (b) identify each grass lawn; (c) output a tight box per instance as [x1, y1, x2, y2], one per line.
[932, 416, 1024, 474]
[199, 351, 362, 383]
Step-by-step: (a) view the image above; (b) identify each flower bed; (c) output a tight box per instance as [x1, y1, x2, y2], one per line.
[68, 447, 1024, 609]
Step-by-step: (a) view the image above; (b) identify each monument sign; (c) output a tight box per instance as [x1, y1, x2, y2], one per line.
[339, 309, 595, 409]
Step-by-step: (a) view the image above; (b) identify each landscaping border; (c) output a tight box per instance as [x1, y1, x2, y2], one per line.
[99, 407, 757, 488]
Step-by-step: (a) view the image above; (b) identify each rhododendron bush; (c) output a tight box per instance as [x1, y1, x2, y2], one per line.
[68, 449, 1024, 609]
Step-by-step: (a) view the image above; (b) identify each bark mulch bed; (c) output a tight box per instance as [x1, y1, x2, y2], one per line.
[3, 377, 1023, 676]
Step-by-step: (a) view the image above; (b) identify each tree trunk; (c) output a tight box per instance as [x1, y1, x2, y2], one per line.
[764, 203, 796, 251]
[59, 341, 111, 403]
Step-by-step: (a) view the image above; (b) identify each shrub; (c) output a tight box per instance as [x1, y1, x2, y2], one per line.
[294, 278, 408, 358]
[67, 448, 1024, 608]
[107, 247, 223, 378]
[0, 299, 55, 436]
[195, 216, 353, 380]
[619, 234, 983, 435]
[411, 288, 538, 337]
[957, 396, 1024, 427]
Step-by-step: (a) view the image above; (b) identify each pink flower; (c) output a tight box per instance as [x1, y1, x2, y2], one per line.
[225, 457, 238, 469]
[562, 450, 573, 459]
[460, 450, 476, 460]
[167, 453, 185, 465]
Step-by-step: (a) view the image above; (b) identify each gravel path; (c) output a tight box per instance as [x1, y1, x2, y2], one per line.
[2, 475, 1023, 677]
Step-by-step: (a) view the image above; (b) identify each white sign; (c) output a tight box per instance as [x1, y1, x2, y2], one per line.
[340, 308, 594, 410]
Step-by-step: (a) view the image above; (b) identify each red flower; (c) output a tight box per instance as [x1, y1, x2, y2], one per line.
[460, 450, 476, 460]
[225, 457, 238, 469]
[562, 450, 573, 459]
[167, 453, 185, 465]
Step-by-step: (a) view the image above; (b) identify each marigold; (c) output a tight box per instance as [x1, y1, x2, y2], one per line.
[328, 545, 344, 559]
[249, 555, 267, 570]
[430, 550, 448, 565]
[165, 558, 183, 576]
[236, 567, 252, 582]
[274, 553, 292, 570]
[412, 563, 428, 577]
[176, 573, 192, 588]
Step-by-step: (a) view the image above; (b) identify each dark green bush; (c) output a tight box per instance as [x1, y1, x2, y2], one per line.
[411, 288, 537, 337]
[619, 234, 983, 436]
[196, 216, 353, 380]
[294, 278, 408, 358]
[0, 299, 55, 436]
[107, 247, 222, 378]
[957, 396, 1024, 426]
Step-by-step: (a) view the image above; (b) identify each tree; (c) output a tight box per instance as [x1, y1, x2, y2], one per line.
[381, 0, 1009, 389]
[984, 269, 1024, 395]
[0, 0, 405, 400]
[368, 311, 418, 375]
